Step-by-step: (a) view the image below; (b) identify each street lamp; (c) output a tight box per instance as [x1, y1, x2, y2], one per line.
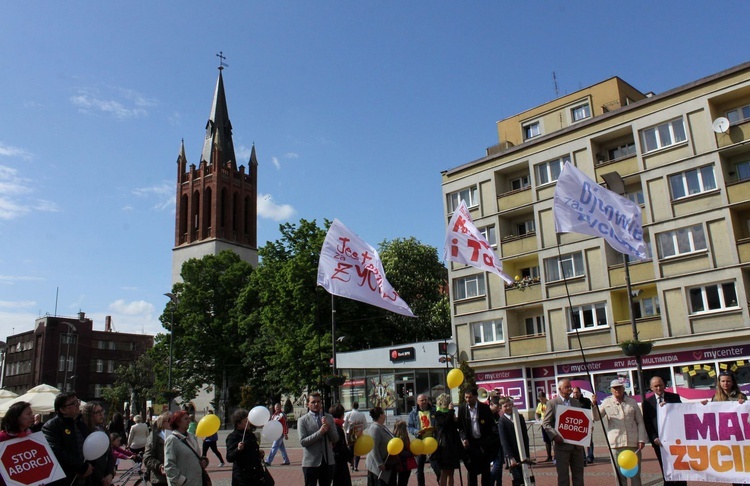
[61, 322, 77, 392]
[164, 293, 180, 411]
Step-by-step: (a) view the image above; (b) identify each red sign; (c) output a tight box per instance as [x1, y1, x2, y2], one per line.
[0, 434, 59, 486]
[557, 407, 590, 444]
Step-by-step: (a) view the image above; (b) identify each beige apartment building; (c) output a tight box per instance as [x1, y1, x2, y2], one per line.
[441, 61, 750, 412]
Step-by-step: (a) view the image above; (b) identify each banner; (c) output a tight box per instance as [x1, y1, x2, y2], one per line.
[659, 401, 750, 483]
[317, 219, 415, 317]
[553, 162, 647, 260]
[443, 200, 513, 284]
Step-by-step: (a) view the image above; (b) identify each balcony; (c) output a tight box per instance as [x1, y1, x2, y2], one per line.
[595, 154, 639, 182]
[505, 280, 542, 305]
[716, 120, 750, 148]
[608, 260, 655, 287]
[498, 187, 532, 210]
[614, 316, 663, 342]
[727, 178, 750, 204]
[501, 233, 538, 257]
[509, 334, 547, 356]
[738, 238, 750, 263]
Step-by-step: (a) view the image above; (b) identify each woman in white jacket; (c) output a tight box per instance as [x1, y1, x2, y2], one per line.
[128, 415, 150, 455]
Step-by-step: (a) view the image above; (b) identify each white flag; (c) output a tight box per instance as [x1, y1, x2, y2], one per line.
[553, 162, 648, 260]
[317, 219, 415, 317]
[443, 201, 513, 284]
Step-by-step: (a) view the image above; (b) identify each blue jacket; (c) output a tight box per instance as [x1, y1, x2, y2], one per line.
[407, 406, 436, 438]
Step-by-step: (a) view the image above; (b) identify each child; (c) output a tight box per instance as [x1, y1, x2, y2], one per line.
[111, 433, 136, 468]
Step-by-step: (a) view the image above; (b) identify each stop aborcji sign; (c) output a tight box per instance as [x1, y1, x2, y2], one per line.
[0, 432, 65, 486]
[555, 405, 593, 446]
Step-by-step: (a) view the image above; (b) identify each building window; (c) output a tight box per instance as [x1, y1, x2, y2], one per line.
[516, 219, 535, 236]
[571, 103, 591, 122]
[59, 356, 65, 372]
[107, 361, 115, 373]
[96, 359, 104, 373]
[689, 282, 739, 314]
[448, 185, 479, 212]
[67, 356, 74, 372]
[641, 118, 687, 152]
[544, 252, 584, 282]
[633, 297, 660, 319]
[94, 384, 102, 397]
[536, 155, 569, 185]
[570, 302, 608, 331]
[626, 190, 645, 205]
[453, 274, 486, 300]
[524, 121, 541, 140]
[479, 226, 497, 247]
[525, 316, 546, 335]
[726, 104, 750, 124]
[607, 142, 637, 162]
[669, 165, 716, 199]
[472, 319, 503, 345]
[656, 224, 706, 258]
[520, 266, 540, 279]
[510, 175, 530, 191]
[735, 160, 750, 182]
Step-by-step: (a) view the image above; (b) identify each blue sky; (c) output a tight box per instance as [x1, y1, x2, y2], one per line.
[1, 1, 748, 338]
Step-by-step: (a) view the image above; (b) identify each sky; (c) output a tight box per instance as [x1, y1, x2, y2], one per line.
[1, 1, 748, 340]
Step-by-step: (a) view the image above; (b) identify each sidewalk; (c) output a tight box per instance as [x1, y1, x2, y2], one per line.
[115, 423, 727, 485]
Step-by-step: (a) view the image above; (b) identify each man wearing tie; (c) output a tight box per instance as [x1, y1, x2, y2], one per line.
[458, 388, 499, 486]
[642, 376, 685, 486]
[299, 392, 340, 486]
[542, 379, 585, 486]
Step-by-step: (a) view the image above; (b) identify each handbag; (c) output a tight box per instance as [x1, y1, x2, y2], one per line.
[260, 464, 275, 486]
[401, 455, 417, 471]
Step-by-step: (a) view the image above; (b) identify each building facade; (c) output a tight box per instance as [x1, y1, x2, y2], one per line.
[2, 314, 153, 400]
[441, 61, 750, 412]
[172, 66, 258, 283]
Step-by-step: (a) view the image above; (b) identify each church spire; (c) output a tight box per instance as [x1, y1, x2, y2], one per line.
[201, 66, 237, 168]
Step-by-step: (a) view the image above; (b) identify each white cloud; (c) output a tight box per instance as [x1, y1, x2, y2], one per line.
[0, 142, 33, 160]
[236, 145, 254, 162]
[0, 300, 36, 309]
[70, 86, 156, 119]
[0, 164, 58, 220]
[271, 156, 281, 170]
[257, 194, 295, 221]
[132, 182, 173, 211]
[109, 299, 155, 316]
[285, 152, 299, 159]
[0, 275, 45, 285]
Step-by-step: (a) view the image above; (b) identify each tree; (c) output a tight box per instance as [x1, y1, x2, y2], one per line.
[101, 352, 156, 417]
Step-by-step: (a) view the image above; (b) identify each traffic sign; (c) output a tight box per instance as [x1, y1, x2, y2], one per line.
[0, 432, 64, 486]
[555, 405, 592, 446]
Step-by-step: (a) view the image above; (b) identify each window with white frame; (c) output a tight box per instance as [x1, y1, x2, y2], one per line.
[626, 190, 645, 205]
[58, 356, 65, 372]
[735, 160, 750, 182]
[689, 282, 739, 314]
[472, 319, 504, 345]
[656, 224, 706, 258]
[727, 104, 750, 125]
[96, 359, 104, 373]
[516, 219, 535, 236]
[107, 360, 115, 373]
[520, 266, 540, 279]
[669, 165, 716, 199]
[448, 185, 479, 212]
[641, 118, 687, 152]
[510, 175, 530, 191]
[67, 356, 74, 372]
[536, 155, 569, 185]
[453, 274, 486, 300]
[571, 103, 591, 122]
[525, 316, 546, 335]
[607, 142, 636, 162]
[570, 302, 608, 330]
[544, 252, 584, 282]
[94, 384, 103, 397]
[524, 121, 541, 140]
[633, 296, 660, 319]
[479, 225, 497, 247]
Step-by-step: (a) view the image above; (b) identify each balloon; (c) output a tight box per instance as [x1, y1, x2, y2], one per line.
[248, 405, 271, 427]
[410, 438, 424, 456]
[83, 431, 110, 461]
[353, 434, 374, 456]
[617, 449, 638, 470]
[387, 437, 404, 456]
[195, 413, 221, 437]
[447, 368, 465, 389]
[261, 420, 283, 442]
[422, 436, 438, 455]
[620, 465, 638, 478]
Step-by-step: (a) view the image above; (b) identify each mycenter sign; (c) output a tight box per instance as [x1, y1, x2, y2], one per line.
[0, 432, 64, 486]
[555, 405, 593, 446]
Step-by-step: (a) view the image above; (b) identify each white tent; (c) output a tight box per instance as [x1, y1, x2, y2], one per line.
[0, 389, 18, 407]
[0, 384, 61, 417]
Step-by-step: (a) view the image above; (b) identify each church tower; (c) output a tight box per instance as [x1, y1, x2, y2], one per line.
[171, 64, 258, 283]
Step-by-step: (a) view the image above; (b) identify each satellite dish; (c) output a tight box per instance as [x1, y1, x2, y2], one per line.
[446, 342, 458, 355]
[713, 117, 730, 133]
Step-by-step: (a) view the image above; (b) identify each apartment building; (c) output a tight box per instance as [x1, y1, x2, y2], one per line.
[441, 61, 750, 411]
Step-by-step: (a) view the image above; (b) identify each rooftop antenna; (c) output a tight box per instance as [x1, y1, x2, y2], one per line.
[216, 51, 229, 71]
[553, 71, 559, 98]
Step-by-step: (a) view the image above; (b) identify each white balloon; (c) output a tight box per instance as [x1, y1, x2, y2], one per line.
[248, 406, 271, 427]
[83, 431, 110, 461]
[261, 420, 283, 442]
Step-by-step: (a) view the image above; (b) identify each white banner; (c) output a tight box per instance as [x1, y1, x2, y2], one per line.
[658, 401, 750, 483]
[443, 200, 513, 284]
[317, 219, 415, 317]
[553, 162, 648, 261]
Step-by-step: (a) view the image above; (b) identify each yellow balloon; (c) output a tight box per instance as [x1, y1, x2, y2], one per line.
[409, 438, 424, 456]
[617, 449, 638, 470]
[353, 434, 374, 456]
[387, 437, 404, 456]
[195, 414, 221, 437]
[422, 436, 438, 455]
[447, 368, 465, 389]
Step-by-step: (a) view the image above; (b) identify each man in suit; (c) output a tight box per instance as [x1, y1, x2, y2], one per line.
[571, 387, 595, 464]
[458, 388, 500, 486]
[542, 379, 585, 486]
[497, 397, 530, 486]
[299, 392, 340, 486]
[642, 376, 686, 486]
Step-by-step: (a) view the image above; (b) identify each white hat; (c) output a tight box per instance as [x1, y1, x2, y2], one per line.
[610, 379, 625, 388]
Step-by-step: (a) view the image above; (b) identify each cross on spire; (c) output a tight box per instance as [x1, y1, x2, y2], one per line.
[216, 51, 229, 71]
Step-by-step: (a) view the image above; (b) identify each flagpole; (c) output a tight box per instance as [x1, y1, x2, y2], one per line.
[331, 294, 338, 404]
[624, 255, 647, 405]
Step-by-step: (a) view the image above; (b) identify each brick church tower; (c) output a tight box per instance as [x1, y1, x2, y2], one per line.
[171, 66, 258, 283]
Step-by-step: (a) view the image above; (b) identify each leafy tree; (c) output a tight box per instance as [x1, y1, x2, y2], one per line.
[457, 359, 477, 405]
[101, 352, 156, 416]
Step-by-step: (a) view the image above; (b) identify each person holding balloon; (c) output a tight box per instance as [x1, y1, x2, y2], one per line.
[365, 406, 397, 486]
[144, 412, 171, 486]
[594, 380, 647, 486]
[406, 394, 440, 486]
[226, 409, 267, 486]
[432, 393, 464, 486]
[81, 401, 116, 486]
[392, 420, 416, 486]
[43, 393, 94, 486]
[164, 410, 209, 486]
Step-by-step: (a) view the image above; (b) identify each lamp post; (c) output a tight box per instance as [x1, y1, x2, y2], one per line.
[61, 322, 77, 392]
[164, 293, 180, 411]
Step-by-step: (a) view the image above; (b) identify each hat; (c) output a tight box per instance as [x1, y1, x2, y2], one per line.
[610, 379, 625, 388]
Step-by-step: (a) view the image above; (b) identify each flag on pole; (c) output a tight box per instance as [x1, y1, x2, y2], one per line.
[443, 200, 513, 284]
[317, 219, 415, 317]
[553, 161, 648, 260]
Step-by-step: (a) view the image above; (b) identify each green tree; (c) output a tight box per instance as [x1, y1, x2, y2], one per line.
[101, 352, 156, 416]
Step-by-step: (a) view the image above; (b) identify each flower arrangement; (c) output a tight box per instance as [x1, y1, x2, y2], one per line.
[620, 339, 653, 357]
[324, 374, 347, 387]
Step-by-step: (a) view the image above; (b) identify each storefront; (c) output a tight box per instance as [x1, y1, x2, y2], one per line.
[336, 339, 455, 415]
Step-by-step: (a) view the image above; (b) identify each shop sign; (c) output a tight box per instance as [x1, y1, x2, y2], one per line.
[389, 347, 415, 363]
